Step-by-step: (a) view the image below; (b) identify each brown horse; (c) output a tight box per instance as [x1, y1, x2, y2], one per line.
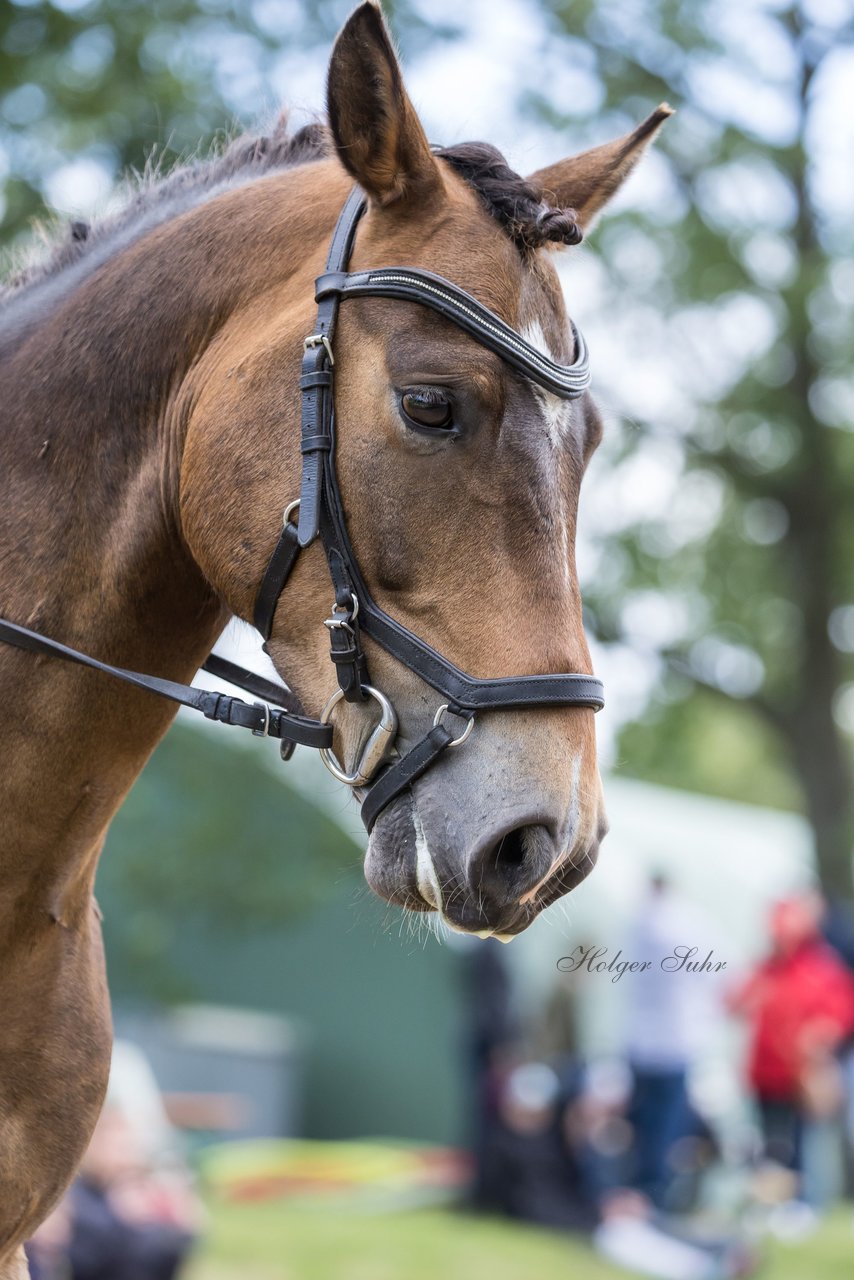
[0, 2, 668, 1270]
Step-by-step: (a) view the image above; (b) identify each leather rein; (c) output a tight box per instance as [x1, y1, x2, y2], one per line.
[0, 186, 604, 834]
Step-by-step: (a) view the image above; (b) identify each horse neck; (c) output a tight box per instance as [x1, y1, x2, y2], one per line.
[0, 165, 336, 913]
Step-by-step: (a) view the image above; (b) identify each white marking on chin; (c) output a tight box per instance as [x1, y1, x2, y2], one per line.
[521, 319, 572, 447]
[441, 921, 514, 943]
[411, 811, 518, 942]
[443, 920, 490, 938]
[413, 807, 443, 911]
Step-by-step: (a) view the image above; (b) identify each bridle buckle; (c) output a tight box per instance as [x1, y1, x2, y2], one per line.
[252, 701, 271, 737]
[323, 612, 354, 637]
[323, 590, 359, 637]
[304, 333, 335, 366]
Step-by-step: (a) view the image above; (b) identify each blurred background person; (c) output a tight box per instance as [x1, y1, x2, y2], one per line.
[621, 874, 725, 1211]
[461, 936, 520, 1210]
[483, 1058, 754, 1279]
[485, 1061, 598, 1232]
[27, 1044, 203, 1280]
[728, 892, 854, 1212]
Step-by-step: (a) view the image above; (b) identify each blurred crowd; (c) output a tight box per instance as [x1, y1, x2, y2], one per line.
[25, 878, 854, 1280]
[464, 878, 854, 1280]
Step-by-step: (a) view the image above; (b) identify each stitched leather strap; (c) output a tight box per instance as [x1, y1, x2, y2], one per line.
[327, 621, 369, 702]
[0, 617, 332, 749]
[357, 598, 604, 711]
[201, 653, 298, 709]
[253, 516, 301, 639]
[199, 654, 329, 747]
[297, 187, 367, 548]
[297, 343, 333, 546]
[360, 723, 455, 834]
[315, 268, 590, 399]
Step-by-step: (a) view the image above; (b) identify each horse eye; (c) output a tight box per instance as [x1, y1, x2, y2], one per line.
[400, 389, 453, 431]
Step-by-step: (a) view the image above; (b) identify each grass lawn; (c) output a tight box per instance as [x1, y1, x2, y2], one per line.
[189, 1199, 854, 1280]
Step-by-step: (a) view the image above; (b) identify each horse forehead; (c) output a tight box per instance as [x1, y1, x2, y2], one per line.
[519, 256, 571, 352]
[517, 268, 576, 448]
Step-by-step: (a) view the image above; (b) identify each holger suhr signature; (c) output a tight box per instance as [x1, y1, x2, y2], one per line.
[557, 945, 727, 984]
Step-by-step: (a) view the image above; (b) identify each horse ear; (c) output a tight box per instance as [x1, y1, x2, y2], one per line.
[326, 1, 440, 208]
[527, 105, 673, 231]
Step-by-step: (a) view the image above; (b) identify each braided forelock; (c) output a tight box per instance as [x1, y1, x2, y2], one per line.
[436, 141, 583, 255]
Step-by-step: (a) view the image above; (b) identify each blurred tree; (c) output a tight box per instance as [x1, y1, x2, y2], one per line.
[0, 0, 378, 250]
[533, 0, 854, 891]
[1, 0, 243, 245]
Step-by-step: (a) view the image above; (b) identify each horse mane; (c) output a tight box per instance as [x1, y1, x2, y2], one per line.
[0, 116, 580, 304]
[0, 114, 329, 303]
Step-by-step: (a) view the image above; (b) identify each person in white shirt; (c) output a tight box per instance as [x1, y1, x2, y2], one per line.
[622, 874, 723, 1208]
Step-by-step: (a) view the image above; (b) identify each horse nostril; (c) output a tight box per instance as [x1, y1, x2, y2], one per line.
[469, 822, 556, 913]
[494, 825, 527, 870]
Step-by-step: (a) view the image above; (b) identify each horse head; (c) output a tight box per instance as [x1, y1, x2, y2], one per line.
[181, 2, 670, 936]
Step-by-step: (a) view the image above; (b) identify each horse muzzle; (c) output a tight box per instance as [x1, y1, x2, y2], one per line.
[364, 781, 603, 937]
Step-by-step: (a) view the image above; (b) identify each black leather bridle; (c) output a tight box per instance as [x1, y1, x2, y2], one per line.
[0, 186, 604, 833]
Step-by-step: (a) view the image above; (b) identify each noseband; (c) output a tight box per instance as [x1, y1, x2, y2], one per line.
[0, 187, 604, 834]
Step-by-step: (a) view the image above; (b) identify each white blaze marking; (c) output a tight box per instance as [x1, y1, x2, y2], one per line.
[414, 809, 501, 939]
[521, 319, 573, 447]
[522, 318, 574, 586]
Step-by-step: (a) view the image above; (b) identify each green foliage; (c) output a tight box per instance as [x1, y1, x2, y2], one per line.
[617, 685, 801, 813]
[0, 0, 373, 254]
[1, 0, 235, 247]
[534, 0, 854, 884]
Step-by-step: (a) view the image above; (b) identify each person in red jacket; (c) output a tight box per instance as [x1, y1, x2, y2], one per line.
[729, 892, 854, 1175]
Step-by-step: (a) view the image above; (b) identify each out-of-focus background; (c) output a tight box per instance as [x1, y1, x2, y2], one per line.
[6, 0, 854, 1277]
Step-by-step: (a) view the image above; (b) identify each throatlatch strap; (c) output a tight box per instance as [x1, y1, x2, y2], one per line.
[253, 515, 301, 639]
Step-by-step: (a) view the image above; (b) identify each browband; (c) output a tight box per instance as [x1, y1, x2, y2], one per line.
[314, 269, 591, 399]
